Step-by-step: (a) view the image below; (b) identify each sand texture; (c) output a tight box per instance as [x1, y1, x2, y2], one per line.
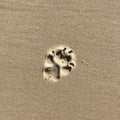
[0, 0, 120, 120]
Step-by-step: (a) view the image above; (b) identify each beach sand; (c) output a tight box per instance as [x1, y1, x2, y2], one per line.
[0, 0, 120, 119]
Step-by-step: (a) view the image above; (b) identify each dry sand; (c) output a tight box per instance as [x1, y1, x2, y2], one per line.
[0, 0, 120, 120]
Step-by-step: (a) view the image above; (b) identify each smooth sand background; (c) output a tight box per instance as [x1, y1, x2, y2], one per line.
[0, 0, 120, 120]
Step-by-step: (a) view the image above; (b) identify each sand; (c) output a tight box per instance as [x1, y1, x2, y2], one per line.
[0, 0, 120, 120]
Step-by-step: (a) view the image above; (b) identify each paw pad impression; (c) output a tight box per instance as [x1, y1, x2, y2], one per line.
[42, 45, 76, 82]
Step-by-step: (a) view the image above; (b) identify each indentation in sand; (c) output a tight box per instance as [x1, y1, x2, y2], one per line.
[42, 45, 76, 82]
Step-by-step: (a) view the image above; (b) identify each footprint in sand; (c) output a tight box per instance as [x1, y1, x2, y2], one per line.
[42, 45, 76, 82]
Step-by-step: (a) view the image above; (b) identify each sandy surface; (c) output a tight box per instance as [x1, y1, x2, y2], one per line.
[0, 0, 120, 120]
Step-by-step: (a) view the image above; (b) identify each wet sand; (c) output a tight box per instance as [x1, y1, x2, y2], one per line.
[0, 0, 120, 120]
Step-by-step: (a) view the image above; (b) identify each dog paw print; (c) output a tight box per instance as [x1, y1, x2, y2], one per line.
[42, 45, 76, 82]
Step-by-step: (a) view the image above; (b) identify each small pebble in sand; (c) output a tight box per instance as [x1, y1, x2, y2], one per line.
[82, 59, 85, 63]
[36, 27, 39, 31]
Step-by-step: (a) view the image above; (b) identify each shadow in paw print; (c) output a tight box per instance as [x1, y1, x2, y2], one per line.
[63, 64, 72, 72]
[55, 48, 72, 62]
[47, 54, 54, 62]
[43, 65, 60, 80]
[68, 50, 73, 53]
[69, 63, 74, 67]
[44, 53, 61, 79]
